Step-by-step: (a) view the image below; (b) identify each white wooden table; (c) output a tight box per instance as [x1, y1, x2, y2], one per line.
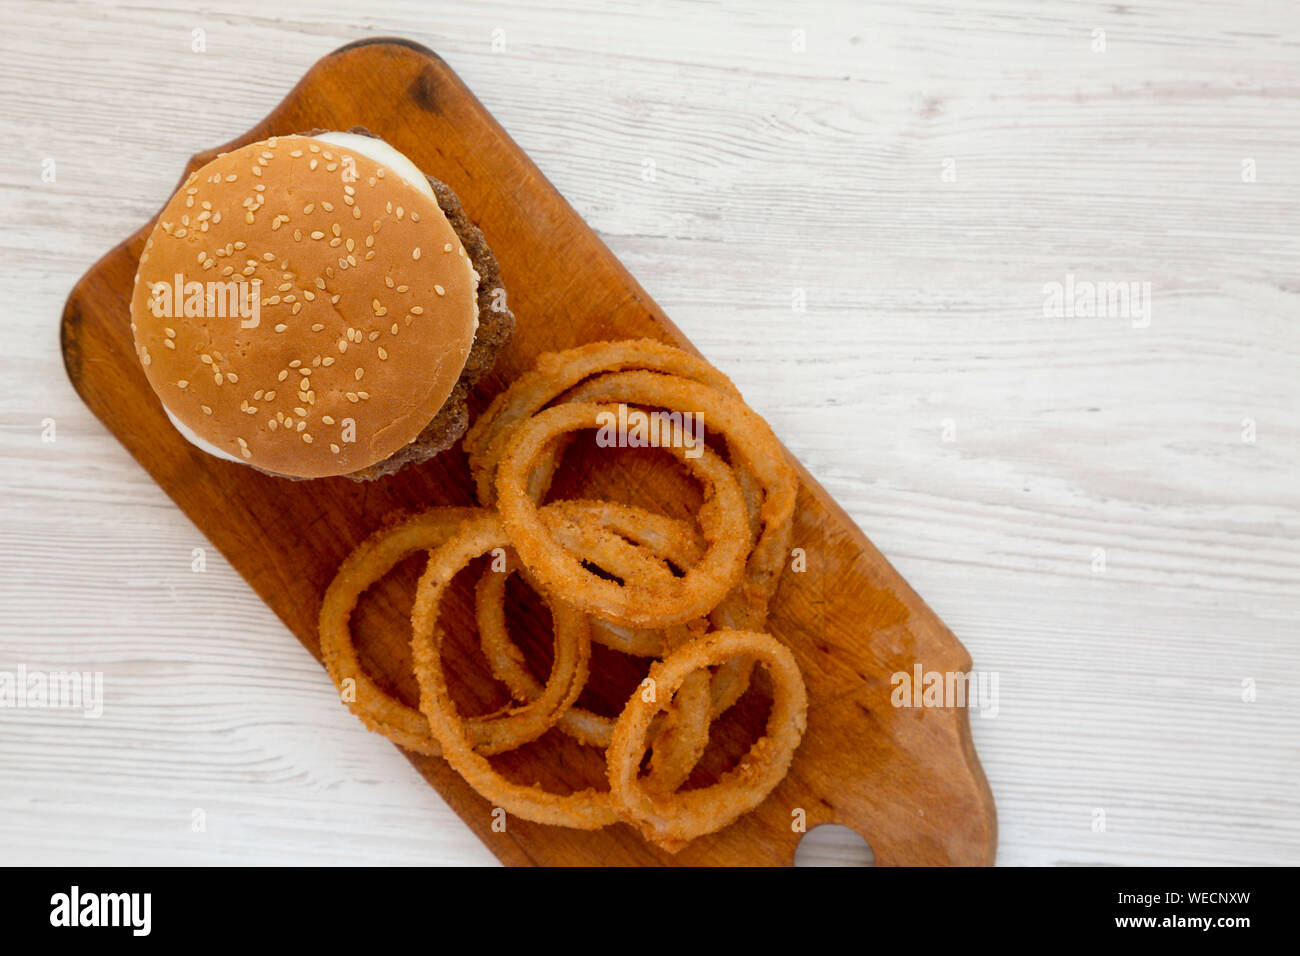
[1, 0, 1296, 867]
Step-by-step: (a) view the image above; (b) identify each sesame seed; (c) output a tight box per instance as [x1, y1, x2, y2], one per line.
[227, 372, 238, 383]
[377, 348, 388, 360]
[444, 243, 452, 253]
[201, 354, 213, 364]
[254, 390, 264, 400]
[354, 368, 364, 380]
[311, 322, 324, 332]
[302, 434, 313, 444]
[268, 419, 278, 431]
[265, 390, 276, 400]
[177, 380, 188, 389]
[322, 357, 335, 367]
[310, 231, 324, 240]
[412, 247, 421, 260]
[322, 415, 335, 425]
[357, 391, 369, 400]
[278, 370, 289, 381]
[299, 377, 310, 390]
[274, 323, 288, 333]
[296, 421, 306, 432]
[164, 339, 176, 349]
[346, 392, 358, 403]
[330, 443, 340, 454]
[202, 405, 213, 415]
[338, 340, 348, 353]
[294, 406, 307, 417]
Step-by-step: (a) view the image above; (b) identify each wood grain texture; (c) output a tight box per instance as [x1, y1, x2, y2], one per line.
[1, 0, 1297, 867]
[56, 38, 994, 866]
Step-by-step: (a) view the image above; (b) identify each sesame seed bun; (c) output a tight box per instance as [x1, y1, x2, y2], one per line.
[130, 133, 484, 479]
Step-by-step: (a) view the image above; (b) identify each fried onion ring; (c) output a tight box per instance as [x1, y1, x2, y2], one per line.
[410, 511, 618, 828]
[476, 501, 713, 776]
[562, 371, 797, 622]
[465, 339, 744, 505]
[607, 629, 808, 852]
[318, 506, 590, 757]
[496, 403, 749, 629]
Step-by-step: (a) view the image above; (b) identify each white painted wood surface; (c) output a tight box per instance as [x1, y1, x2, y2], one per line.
[1, 0, 1297, 867]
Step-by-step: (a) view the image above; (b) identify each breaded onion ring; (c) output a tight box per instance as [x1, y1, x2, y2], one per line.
[496, 403, 750, 629]
[563, 371, 797, 625]
[410, 511, 618, 828]
[464, 339, 744, 505]
[475, 500, 713, 782]
[318, 507, 591, 757]
[607, 629, 808, 852]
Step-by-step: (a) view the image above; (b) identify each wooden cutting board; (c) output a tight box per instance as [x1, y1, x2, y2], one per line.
[60, 38, 996, 866]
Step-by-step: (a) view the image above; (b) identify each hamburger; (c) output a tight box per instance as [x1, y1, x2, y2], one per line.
[129, 129, 513, 480]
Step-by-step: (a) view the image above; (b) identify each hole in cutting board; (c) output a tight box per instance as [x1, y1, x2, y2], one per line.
[793, 825, 876, 867]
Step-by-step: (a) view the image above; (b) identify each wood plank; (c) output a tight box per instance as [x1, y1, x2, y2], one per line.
[58, 38, 995, 865]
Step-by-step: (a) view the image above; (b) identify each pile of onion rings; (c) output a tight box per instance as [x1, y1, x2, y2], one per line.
[318, 339, 807, 851]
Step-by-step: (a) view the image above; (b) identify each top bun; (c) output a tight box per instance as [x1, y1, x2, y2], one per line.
[129, 134, 479, 479]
